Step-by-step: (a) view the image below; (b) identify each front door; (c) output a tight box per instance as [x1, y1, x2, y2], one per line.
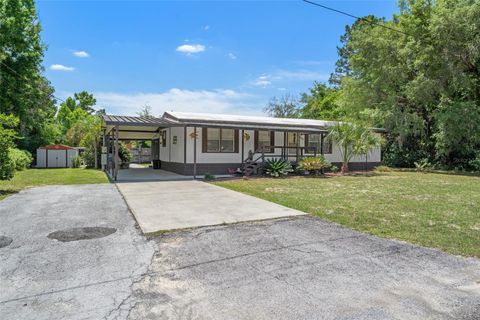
[287, 132, 298, 155]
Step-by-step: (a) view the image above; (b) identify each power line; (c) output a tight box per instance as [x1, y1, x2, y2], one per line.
[302, 0, 413, 37]
[0, 59, 66, 104]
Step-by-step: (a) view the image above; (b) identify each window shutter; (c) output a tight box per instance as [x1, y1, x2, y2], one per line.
[304, 134, 309, 151]
[234, 129, 239, 153]
[202, 128, 207, 153]
[254, 130, 259, 152]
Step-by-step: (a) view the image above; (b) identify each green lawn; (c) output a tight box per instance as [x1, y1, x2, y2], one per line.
[0, 168, 108, 201]
[215, 171, 480, 258]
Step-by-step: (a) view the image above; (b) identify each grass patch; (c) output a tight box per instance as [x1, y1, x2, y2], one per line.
[0, 168, 108, 201]
[215, 171, 480, 258]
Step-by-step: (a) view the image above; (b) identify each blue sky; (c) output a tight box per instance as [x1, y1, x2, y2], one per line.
[38, 0, 398, 116]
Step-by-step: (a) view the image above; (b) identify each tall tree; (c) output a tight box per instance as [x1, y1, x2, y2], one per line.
[74, 91, 96, 114]
[335, 0, 480, 168]
[0, 0, 57, 152]
[137, 104, 154, 118]
[300, 82, 343, 120]
[264, 93, 300, 118]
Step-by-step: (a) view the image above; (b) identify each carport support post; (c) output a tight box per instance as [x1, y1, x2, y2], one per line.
[114, 125, 119, 181]
[102, 130, 106, 171]
[320, 133, 325, 174]
[94, 137, 98, 169]
[193, 126, 197, 179]
[241, 129, 244, 164]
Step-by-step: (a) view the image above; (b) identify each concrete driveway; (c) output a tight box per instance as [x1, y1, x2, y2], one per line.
[0, 185, 154, 320]
[115, 180, 305, 233]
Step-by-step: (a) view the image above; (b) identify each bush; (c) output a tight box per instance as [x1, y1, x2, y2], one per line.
[9, 148, 32, 171]
[203, 172, 215, 181]
[263, 158, 293, 178]
[468, 156, 480, 172]
[297, 156, 330, 175]
[414, 159, 435, 173]
[71, 155, 82, 168]
[329, 165, 339, 173]
[118, 142, 132, 163]
[0, 155, 15, 180]
[375, 165, 393, 172]
[0, 113, 18, 180]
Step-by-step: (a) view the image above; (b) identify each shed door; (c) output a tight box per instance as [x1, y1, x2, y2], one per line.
[47, 150, 66, 168]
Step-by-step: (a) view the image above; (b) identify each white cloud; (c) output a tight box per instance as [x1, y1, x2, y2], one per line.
[273, 69, 329, 82]
[251, 69, 329, 88]
[50, 64, 75, 72]
[176, 44, 206, 55]
[228, 53, 237, 60]
[73, 51, 89, 58]
[253, 74, 271, 88]
[94, 88, 264, 116]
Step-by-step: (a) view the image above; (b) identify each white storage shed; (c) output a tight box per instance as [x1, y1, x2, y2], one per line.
[36, 145, 81, 168]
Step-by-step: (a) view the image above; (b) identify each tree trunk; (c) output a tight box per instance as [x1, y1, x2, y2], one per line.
[341, 162, 349, 174]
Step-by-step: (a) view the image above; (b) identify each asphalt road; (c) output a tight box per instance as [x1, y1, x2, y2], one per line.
[1, 185, 479, 320]
[127, 217, 480, 320]
[0, 184, 154, 320]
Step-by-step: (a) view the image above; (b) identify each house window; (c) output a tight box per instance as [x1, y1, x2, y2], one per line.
[306, 134, 332, 154]
[202, 128, 238, 153]
[255, 130, 275, 153]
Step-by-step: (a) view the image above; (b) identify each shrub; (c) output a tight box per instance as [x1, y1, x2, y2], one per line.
[468, 156, 480, 172]
[0, 113, 18, 180]
[71, 155, 82, 168]
[329, 165, 339, 173]
[414, 159, 435, 173]
[82, 147, 99, 168]
[9, 148, 32, 171]
[297, 156, 330, 175]
[263, 158, 293, 178]
[0, 155, 15, 180]
[375, 165, 393, 172]
[118, 142, 132, 163]
[203, 172, 215, 181]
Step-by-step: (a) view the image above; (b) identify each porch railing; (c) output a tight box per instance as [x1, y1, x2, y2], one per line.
[245, 145, 319, 164]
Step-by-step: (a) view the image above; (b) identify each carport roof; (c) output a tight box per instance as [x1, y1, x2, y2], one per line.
[103, 115, 174, 127]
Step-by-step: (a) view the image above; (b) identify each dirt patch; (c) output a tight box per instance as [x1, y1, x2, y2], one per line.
[47, 227, 117, 242]
[0, 236, 13, 248]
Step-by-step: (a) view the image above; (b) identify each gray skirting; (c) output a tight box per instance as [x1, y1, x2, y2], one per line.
[159, 161, 383, 176]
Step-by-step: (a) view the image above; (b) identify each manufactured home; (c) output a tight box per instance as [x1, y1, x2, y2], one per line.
[101, 112, 383, 180]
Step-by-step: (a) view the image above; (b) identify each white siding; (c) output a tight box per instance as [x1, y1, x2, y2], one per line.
[168, 127, 381, 165]
[67, 149, 78, 167]
[36, 149, 46, 167]
[170, 127, 185, 163]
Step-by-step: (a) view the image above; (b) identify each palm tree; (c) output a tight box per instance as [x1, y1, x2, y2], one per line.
[327, 122, 381, 174]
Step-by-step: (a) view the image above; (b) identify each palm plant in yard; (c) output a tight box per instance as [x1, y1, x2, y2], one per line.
[328, 122, 382, 174]
[263, 158, 293, 178]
